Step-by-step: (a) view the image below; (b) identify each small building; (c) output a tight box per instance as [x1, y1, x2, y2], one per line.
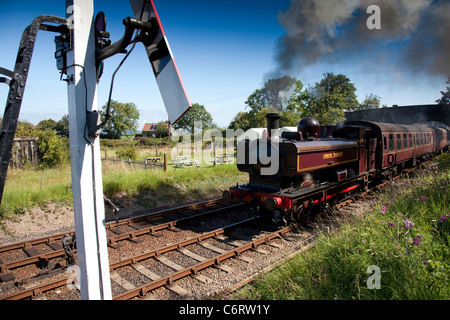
[142, 121, 171, 138]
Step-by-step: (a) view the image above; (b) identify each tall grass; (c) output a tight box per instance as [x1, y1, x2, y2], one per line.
[230, 165, 449, 300]
[0, 165, 73, 218]
[102, 164, 247, 209]
[0, 161, 247, 219]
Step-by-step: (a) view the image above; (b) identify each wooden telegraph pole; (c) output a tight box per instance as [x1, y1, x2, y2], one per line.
[65, 0, 112, 300]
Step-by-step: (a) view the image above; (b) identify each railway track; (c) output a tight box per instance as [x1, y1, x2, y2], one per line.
[0, 198, 248, 299]
[0, 209, 315, 300]
[0, 161, 435, 300]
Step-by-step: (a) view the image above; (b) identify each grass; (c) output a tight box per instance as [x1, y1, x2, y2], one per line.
[227, 160, 450, 300]
[0, 158, 247, 220]
[101, 163, 248, 210]
[1, 165, 73, 219]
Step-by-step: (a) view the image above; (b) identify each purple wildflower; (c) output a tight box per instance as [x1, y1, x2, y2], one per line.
[423, 261, 429, 265]
[439, 213, 450, 223]
[386, 202, 391, 207]
[388, 222, 395, 227]
[402, 217, 414, 229]
[381, 206, 387, 214]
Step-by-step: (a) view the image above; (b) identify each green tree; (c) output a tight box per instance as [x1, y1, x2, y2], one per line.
[436, 77, 450, 105]
[15, 121, 39, 138]
[37, 119, 57, 132]
[229, 76, 307, 131]
[173, 103, 214, 133]
[358, 94, 381, 110]
[100, 100, 140, 139]
[245, 76, 305, 112]
[55, 114, 69, 137]
[316, 72, 358, 111]
[289, 73, 358, 126]
[228, 112, 253, 131]
[155, 121, 169, 138]
[280, 110, 301, 127]
[37, 130, 69, 168]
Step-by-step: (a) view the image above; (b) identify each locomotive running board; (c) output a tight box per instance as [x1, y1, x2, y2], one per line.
[279, 176, 365, 205]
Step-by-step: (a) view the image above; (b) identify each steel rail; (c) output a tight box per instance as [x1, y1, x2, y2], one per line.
[113, 224, 294, 300]
[0, 199, 245, 277]
[0, 197, 229, 253]
[0, 216, 259, 300]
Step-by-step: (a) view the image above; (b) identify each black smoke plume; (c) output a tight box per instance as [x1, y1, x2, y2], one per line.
[275, 0, 450, 76]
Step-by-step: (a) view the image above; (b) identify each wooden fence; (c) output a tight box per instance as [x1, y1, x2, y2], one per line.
[102, 154, 168, 172]
[11, 137, 39, 168]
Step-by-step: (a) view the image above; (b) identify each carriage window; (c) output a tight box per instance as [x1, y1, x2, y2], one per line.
[384, 136, 387, 150]
[409, 134, 413, 148]
[428, 133, 431, 144]
[420, 133, 423, 145]
[389, 134, 394, 151]
[403, 134, 408, 149]
[397, 134, 402, 150]
[416, 134, 419, 146]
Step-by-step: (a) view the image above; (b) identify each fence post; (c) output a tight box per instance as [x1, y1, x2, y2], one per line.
[164, 153, 167, 171]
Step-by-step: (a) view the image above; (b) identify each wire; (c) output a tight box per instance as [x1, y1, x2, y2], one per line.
[102, 38, 138, 126]
[102, 0, 148, 127]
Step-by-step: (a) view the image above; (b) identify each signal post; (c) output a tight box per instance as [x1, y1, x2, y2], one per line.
[65, 0, 112, 300]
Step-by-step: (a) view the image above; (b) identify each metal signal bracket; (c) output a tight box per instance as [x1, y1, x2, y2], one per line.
[0, 15, 69, 206]
[94, 13, 156, 66]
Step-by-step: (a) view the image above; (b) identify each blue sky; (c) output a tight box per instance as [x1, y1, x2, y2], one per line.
[0, 0, 446, 130]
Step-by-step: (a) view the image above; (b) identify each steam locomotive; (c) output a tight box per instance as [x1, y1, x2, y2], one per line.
[223, 113, 449, 224]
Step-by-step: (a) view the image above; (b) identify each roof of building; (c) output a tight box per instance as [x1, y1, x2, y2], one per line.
[142, 121, 169, 132]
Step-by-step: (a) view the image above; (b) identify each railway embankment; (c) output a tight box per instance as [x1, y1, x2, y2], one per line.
[229, 153, 450, 300]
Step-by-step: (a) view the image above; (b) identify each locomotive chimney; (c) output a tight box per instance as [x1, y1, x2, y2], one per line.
[266, 113, 281, 138]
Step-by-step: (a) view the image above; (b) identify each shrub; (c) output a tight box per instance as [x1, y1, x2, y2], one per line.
[116, 146, 137, 160]
[435, 152, 450, 171]
[37, 131, 69, 168]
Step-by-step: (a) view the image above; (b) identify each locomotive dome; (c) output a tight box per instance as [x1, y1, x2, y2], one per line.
[298, 117, 320, 140]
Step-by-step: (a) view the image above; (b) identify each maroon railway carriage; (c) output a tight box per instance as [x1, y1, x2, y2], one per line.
[433, 127, 449, 154]
[224, 115, 446, 224]
[345, 121, 436, 180]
